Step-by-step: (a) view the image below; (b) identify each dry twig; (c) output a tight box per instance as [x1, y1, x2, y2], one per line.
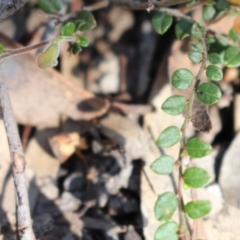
[0, 78, 36, 240]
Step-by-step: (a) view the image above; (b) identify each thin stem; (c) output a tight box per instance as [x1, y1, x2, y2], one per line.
[0, 36, 77, 62]
[159, 7, 192, 20]
[0, 79, 36, 240]
[109, 0, 190, 10]
[0, 39, 51, 61]
[177, 38, 208, 240]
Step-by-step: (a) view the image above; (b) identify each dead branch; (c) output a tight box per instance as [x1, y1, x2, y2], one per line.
[0, 79, 36, 240]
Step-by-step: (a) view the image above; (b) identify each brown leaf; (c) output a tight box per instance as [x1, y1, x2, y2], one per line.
[0, 34, 110, 127]
[190, 97, 212, 133]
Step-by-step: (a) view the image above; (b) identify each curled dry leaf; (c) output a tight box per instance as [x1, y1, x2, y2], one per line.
[190, 97, 212, 133]
[0, 34, 110, 127]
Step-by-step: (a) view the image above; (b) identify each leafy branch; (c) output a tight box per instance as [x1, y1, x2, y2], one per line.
[149, 0, 238, 238]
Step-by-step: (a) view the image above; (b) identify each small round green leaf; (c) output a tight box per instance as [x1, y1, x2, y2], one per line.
[207, 37, 228, 55]
[37, 43, 60, 69]
[161, 95, 186, 115]
[197, 82, 222, 105]
[154, 192, 178, 221]
[175, 19, 192, 40]
[172, 68, 194, 90]
[154, 222, 178, 240]
[61, 22, 76, 36]
[208, 53, 221, 64]
[202, 5, 216, 22]
[184, 200, 212, 219]
[216, 0, 229, 10]
[78, 36, 90, 47]
[206, 65, 223, 81]
[151, 155, 175, 175]
[191, 41, 204, 52]
[38, 0, 62, 14]
[71, 43, 82, 55]
[156, 126, 180, 148]
[228, 28, 240, 42]
[224, 46, 240, 68]
[188, 51, 203, 63]
[191, 23, 205, 39]
[186, 138, 212, 158]
[152, 12, 173, 35]
[75, 11, 97, 31]
[183, 167, 211, 188]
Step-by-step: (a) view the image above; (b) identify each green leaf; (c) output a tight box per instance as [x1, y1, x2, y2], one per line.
[188, 51, 203, 63]
[151, 155, 175, 175]
[191, 41, 204, 52]
[202, 5, 216, 22]
[38, 0, 62, 14]
[207, 37, 228, 55]
[172, 68, 194, 90]
[75, 10, 97, 31]
[0, 44, 4, 54]
[37, 43, 60, 69]
[61, 22, 76, 36]
[224, 46, 240, 68]
[184, 200, 212, 219]
[197, 82, 222, 105]
[175, 19, 192, 40]
[154, 192, 178, 221]
[191, 23, 205, 39]
[154, 222, 178, 240]
[71, 43, 82, 55]
[186, 138, 212, 158]
[228, 28, 240, 42]
[78, 36, 90, 47]
[183, 167, 211, 188]
[161, 95, 187, 115]
[208, 53, 221, 64]
[152, 12, 173, 35]
[156, 126, 180, 148]
[206, 65, 223, 81]
[216, 0, 229, 10]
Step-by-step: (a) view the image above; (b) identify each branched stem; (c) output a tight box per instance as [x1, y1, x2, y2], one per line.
[177, 38, 208, 240]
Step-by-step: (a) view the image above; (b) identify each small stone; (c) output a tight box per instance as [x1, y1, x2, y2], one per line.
[33, 213, 54, 238]
[92, 140, 103, 154]
[62, 233, 76, 240]
[37, 177, 59, 201]
[108, 192, 138, 216]
[58, 191, 82, 211]
[63, 172, 85, 191]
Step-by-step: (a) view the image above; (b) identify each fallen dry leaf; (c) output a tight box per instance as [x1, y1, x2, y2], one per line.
[190, 97, 212, 133]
